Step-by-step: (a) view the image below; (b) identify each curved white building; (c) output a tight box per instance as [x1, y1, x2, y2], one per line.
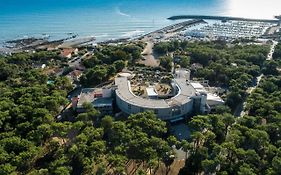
[115, 76, 207, 120]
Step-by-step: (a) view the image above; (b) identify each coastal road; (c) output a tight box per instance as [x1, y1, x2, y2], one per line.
[235, 40, 278, 117]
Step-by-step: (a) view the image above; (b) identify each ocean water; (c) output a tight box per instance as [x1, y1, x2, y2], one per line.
[0, 0, 280, 45]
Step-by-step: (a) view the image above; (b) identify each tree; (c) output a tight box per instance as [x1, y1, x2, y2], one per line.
[222, 114, 235, 137]
[81, 65, 108, 86]
[114, 60, 126, 72]
[101, 115, 113, 133]
[127, 111, 167, 137]
[160, 56, 173, 71]
[82, 56, 101, 68]
[238, 164, 255, 175]
[226, 91, 243, 110]
[163, 151, 175, 175]
[181, 140, 190, 160]
[0, 163, 17, 175]
[178, 56, 190, 68]
[112, 50, 129, 61]
[214, 105, 231, 114]
[202, 159, 217, 174]
[154, 42, 169, 54]
[262, 60, 279, 75]
[53, 166, 71, 175]
[51, 122, 71, 144]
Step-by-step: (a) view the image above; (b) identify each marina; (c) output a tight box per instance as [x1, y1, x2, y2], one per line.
[185, 21, 275, 40]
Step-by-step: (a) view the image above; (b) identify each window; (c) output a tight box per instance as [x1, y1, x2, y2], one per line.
[154, 109, 159, 114]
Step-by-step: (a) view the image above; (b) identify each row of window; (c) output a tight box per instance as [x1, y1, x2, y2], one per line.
[127, 104, 182, 116]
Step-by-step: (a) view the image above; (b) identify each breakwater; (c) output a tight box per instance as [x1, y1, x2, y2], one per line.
[168, 15, 280, 23]
[138, 19, 205, 40]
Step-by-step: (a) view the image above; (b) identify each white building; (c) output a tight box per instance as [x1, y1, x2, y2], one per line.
[115, 75, 211, 121]
[76, 71, 224, 121]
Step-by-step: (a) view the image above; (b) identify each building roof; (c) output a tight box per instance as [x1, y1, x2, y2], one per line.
[190, 82, 204, 90]
[207, 93, 224, 106]
[77, 88, 113, 108]
[115, 77, 196, 109]
[77, 88, 96, 108]
[61, 48, 77, 58]
[190, 82, 224, 107]
[67, 70, 83, 79]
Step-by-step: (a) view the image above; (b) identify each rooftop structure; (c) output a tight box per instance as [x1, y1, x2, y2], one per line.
[191, 82, 224, 108]
[76, 88, 113, 114]
[146, 87, 158, 97]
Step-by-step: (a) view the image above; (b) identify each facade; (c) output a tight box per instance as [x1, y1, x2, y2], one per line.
[115, 76, 208, 121]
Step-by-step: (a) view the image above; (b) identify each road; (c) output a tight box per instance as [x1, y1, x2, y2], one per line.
[235, 40, 278, 117]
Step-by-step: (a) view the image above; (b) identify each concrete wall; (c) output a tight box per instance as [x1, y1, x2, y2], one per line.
[116, 93, 194, 120]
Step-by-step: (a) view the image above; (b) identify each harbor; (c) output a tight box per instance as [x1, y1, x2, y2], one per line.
[162, 15, 281, 41]
[185, 21, 275, 40]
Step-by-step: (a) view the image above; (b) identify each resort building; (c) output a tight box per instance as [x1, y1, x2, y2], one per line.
[114, 70, 222, 121]
[75, 69, 224, 121]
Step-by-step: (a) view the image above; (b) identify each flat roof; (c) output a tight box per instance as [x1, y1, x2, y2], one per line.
[77, 88, 96, 107]
[115, 77, 196, 109]
[77, 88, 113, 108]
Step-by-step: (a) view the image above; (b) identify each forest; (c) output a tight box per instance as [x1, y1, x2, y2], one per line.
[155, 40, 271, 111]
[179, 75, 281, 175]
[0, 41, 280, 175]
[80, 43, 143, 86]
[151, 40, 281, 174]
[0, 52, 177, 175]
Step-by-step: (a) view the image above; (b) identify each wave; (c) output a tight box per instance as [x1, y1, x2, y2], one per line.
[95, 33, 109, 38]
[115, 6, 131, 17]
[121, 30, 145, 38]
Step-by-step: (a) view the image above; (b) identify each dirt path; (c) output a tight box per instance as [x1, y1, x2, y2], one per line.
[139, 41, 160, 67]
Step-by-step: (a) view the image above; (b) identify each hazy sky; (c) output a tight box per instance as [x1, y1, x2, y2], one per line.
[224, 0, 281, 19]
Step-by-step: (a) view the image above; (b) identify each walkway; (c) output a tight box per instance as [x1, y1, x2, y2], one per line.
[139, 40, 160, 67]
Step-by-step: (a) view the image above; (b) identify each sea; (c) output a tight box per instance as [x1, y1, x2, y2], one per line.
[0, 0, 280, 46]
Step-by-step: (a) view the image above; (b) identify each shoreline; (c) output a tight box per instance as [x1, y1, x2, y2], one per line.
[1, 14, 280, 55]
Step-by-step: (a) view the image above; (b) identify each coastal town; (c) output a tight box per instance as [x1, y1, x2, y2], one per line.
[1, 14, 281, 175]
